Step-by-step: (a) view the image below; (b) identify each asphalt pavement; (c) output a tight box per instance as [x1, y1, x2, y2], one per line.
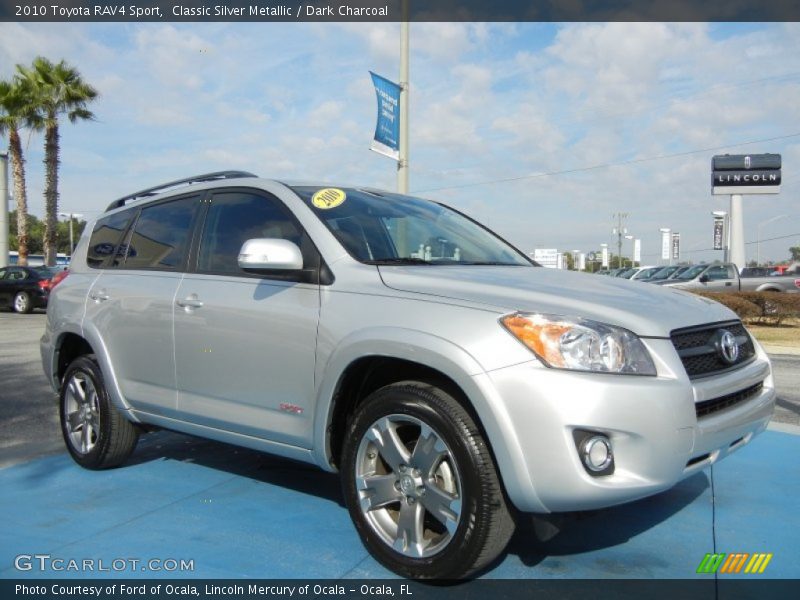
[0, 312, 63, 468]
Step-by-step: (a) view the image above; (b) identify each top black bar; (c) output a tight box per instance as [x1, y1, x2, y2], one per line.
[3, 0, 800, 22]
[712, 154, 782, 171]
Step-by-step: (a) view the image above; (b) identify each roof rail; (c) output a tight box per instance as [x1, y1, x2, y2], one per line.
[105, 170, 258, 212]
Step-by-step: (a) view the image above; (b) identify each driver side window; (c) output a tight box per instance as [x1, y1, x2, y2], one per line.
[197, 191, 313, 278]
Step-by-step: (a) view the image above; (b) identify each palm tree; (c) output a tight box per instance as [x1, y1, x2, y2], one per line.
[0, 77, 39, 266]
[18, 57, 97, 265]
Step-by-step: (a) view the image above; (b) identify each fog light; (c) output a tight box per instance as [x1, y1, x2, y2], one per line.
[581, 435, 613, 472]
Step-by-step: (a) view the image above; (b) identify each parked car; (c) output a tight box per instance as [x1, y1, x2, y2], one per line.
[661, 263, 800, 292]
[42, 172, 776, 579]
[0, 265, 56, 313]
[773, 262, 799, 276]
[629, 266, 660, 281]
[647, 265, 688, 283]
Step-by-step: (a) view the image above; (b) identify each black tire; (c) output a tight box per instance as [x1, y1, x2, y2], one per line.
[13, 291, 32, 314]
[59, 354, 139, 469]
[341, 381, 515, 579]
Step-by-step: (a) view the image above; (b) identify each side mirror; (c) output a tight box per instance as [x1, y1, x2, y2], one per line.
[238, 238, 303, 271]
[698, 274, 710, 283]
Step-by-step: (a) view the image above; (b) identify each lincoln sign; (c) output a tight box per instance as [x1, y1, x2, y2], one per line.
[712, 153, 781, 195]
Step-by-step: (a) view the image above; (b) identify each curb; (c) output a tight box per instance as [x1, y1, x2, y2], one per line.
[768, 421, 800, 435]
[762, 344, 800, 356]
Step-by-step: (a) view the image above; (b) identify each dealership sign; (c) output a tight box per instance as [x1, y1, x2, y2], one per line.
[713, 218, 724, 250]
[660, 229, 670, 260]
[712, 154, 781, 195]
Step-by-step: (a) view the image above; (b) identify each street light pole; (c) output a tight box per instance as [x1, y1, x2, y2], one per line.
[613, 212, 628, 269]
[756, 214, 788, 266]
[397, 0, 409, 194]
[58, 212, 83, 258]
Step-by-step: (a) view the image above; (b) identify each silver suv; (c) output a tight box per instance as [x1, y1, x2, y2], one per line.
[42, 171, 775, 579]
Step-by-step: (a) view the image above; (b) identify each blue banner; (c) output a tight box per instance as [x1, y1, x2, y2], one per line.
[369, 71, 401, 161]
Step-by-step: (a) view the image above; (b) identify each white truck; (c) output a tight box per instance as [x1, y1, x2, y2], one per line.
[661, 263, 800, 292]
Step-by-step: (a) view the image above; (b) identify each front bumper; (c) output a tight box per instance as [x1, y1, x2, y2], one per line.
[480, 338, 775, 513]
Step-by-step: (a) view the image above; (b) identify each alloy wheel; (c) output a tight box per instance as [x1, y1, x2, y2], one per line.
[354, 414, 462, 558]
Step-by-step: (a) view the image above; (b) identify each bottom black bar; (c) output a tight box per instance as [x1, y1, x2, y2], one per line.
[3, 579, 799, 600]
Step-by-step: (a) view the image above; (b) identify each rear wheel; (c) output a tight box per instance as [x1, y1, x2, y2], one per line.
[341, 382, 515, 579]
[59, 355, 139, 469]
[13, 291, 32, 314]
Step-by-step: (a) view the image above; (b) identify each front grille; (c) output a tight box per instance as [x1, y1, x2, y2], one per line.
[695, 382, 763, 419]
[670, 321, 756, 379]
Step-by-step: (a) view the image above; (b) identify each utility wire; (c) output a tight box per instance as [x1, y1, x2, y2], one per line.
[636, 232, 800, 258]
[414, 132, 800, 193]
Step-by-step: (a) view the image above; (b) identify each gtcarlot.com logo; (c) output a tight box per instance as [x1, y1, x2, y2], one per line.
[14, 554, 194, 573]
[697, 552, 772, 574]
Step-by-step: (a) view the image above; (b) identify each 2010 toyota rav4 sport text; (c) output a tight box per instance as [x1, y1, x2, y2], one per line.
[41, 171, 775, 579]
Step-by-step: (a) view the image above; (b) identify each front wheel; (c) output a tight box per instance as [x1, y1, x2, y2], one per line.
[341, 382, 515, 579]
[59, 355, 139, 469]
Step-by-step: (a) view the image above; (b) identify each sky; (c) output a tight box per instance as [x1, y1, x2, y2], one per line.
[1, 20, 799, 265]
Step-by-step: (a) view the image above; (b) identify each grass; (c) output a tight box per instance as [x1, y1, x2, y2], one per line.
[746, 319, 800, 348]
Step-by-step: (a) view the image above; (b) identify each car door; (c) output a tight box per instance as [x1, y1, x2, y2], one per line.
[84, 195, 202, 417]
[0, 267, 10, 305]
[0, 267, 29, 304]
[173, 189, 320, 447]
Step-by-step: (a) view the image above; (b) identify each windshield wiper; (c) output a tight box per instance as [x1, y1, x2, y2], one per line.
[364, 257, 432, 265]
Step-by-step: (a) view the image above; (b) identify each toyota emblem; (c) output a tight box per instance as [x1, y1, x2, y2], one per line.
[717, 330, 740, 364]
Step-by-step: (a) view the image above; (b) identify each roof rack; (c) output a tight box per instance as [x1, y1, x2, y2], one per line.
[105, 170, 258, 212]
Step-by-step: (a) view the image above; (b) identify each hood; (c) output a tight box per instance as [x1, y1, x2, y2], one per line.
[378, 266, 737, 337]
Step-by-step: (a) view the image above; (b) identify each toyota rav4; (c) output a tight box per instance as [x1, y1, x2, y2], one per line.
[41, 171, 775, 579]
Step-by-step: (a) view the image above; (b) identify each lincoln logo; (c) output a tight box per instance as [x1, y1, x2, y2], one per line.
[717, 330, 740, 364]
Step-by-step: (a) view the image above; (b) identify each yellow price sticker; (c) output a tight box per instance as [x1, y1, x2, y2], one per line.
[311, 188, 347, 210]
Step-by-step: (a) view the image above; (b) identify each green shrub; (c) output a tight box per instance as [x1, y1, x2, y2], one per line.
[693, 291, 800, 325]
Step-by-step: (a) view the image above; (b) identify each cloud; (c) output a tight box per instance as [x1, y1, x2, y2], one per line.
[2, 21, 798, 264]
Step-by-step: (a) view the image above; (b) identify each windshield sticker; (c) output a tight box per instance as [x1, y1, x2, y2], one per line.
[312, 188, 347, 210]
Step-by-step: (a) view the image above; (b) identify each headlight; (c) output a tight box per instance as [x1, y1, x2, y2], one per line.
[500, 313, 656, 376]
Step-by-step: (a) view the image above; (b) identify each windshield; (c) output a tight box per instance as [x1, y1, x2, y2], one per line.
[291, 186, 532, 267]
[635, 267, 661, 280]
[649, 266, 678, 281]
[674, 265, 706, 280]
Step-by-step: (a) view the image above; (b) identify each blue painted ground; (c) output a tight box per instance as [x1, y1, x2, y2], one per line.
[0, 429, 797, 579]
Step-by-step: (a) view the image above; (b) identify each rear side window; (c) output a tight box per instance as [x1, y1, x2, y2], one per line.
[123, 196, 198, 270]
[87, 210, 135, 268]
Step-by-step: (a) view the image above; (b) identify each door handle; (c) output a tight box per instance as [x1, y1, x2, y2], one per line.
[89, 289, 109, 303]
[176, 296, 204, 309]
[725, 282, 732, 286]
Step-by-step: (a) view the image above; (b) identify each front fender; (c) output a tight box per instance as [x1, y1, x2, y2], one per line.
[310, 326, 541, 511]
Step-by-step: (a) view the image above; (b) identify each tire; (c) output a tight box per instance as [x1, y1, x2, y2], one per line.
[13, 291, 32, 314]
[341, 382, 515, 579]
[59, 355, 139, 469]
